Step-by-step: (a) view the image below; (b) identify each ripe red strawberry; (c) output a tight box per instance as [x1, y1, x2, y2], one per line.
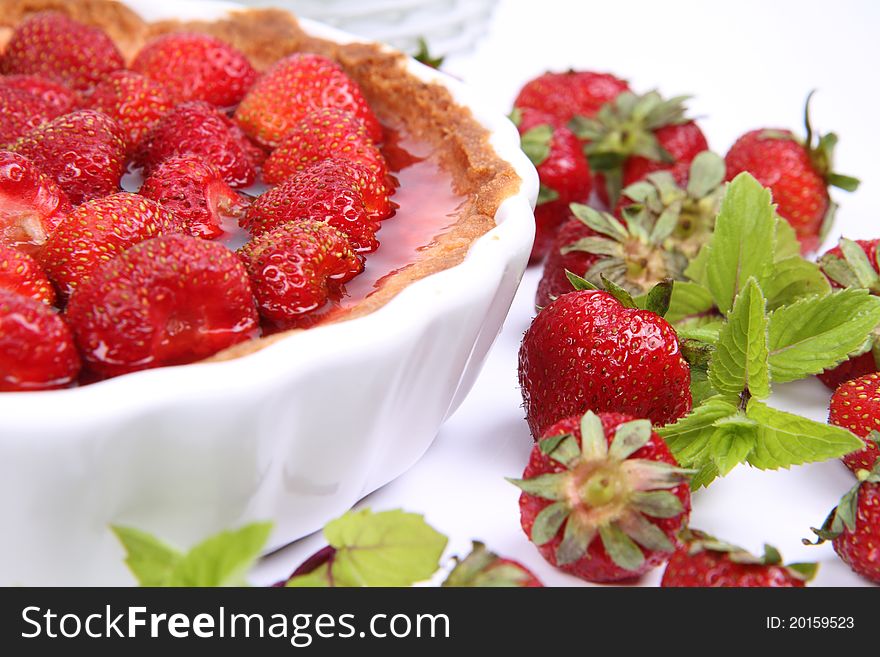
[1, 74, 80, 116]
[511, 410, 691, 582]
[0, 245, 55, 305]
[816, 238, 880, 388]
[725, 95, 859, 254]
[572, 91, 708, 207]
[135, 101, 263, 188]
[511, 107, 591, 263]
[519, 288, 692, 437]
[66, 234, 259, 379]
[441, 542, 543, 587]
[828, 373, 880, 473]
[262, 108, 389, 192]
[513, 70, 629, 125]
[661, 530, 815, 587]
[0, 288, 79, 391]
[131, 32, 257, 107]
[234, 53, 382, 148]
[139, 155, 248, 240]
[239, 219, 363, 323]
[10, 109, 126, 205]
[241, 161, 379, 253]
[39, 192, 180, 300]
[0, 150, 72, 255]
[82, 71, 174, 152]
[0, 12, 124, 91]
[0, 85, 54, 146]
[807, 458, 880, 584]
[535, 213, 597, 308]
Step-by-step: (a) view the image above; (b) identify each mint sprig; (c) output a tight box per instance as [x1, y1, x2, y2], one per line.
[660, 173, 871, 487]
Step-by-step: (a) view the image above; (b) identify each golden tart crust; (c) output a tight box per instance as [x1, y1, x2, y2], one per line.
[0, 0, 521, 362]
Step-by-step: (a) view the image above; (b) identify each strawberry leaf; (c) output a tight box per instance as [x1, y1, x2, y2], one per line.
[767, 288, 880, 383]
[520, 124, 553, 167]
[745, 400, 864, 469]
[703, 173, 777, 314]
[288, 509, 447, 587]
[708, 277, 770, 399]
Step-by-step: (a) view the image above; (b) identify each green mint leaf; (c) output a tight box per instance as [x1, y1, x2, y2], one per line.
[684, 243, 710, 287]
[316, 509, 447, 587]
[762, 256, 831, 310]
[745, 400, 864, 469]
[767, 288, 880, 383]
[658, 395, 739, 468]
[703, 174, 777, 314]
[520, 124, 552, 167]
[666, 281, 717, 327]
[708, 277, 771, 399]
[285, 562, 334, 587]
[709, 415, 758, 476]
[689, 367, 717, 406]
[111, 526, 183, 587]
[166, 522, 273, 587]
[773, 217, 802, 261]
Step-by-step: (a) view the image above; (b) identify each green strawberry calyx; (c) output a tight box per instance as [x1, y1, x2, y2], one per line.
[683, 529, 819, 582]
[507, 411, 692, 572]
[569, 90, 692, 205]
[441, 542, 535, 587]
[805, 435, 880, 545]
[562, 202, 688, 296]
[619, 151, 726, 258]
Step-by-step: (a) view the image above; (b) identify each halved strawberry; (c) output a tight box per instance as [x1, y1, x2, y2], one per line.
[0, 85, 54, 146]
[239, 219, 363, 324]
[234, 53, 382, 148]
[82, 71, 174, 152]
[66, 234, 259, 379]
[10, 109, 127, 205]
[0, 12, 124, 91]
[131, 32, 257, 107]
[139, 155, 249, 240]
[241, 161, 379, 253]
[0, 150, 71, 255]
[263, 108, 389, 187]
[39, 192, 180, 300]
[135, 101, 263, 188]
[0, 244, 55, 305]
[0, 288, 80, 391]
[0, 74, 81, 116]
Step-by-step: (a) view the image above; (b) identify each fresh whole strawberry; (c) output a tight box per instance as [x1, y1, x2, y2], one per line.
[0, 288, 80, 391]
[39, 192, 180, 300]
[806, 457, 880, 584]
[572, 91, 708, 207]
[262, 107, 390, 193]
[441, 542, 543, 587]
[661, 530, 816, 587]
[131, 32, 257, 107]
[828, 373, 880, 473]
[510, 410, 691, 582]
[535, 214, 597, 308]
[0, 74, 80, 116]
[241, 161, 379, 253]
[0, 85, 54, 146]
[0, 150, 72, 255]
[66, 234, 259, 379]
[239, 219, 363, 323]
[816, 238, 880, 388]
[0, 245, 55, 305]
[139, 155, 248, 240]
[513, 70, 629, 126]
[234, 53, 383, 148]
[10, 109, 126, 205]
[135, 101, 263, 188]
[725, 94, 859, 254]
[519, 288, 692, 436]
[82, 71, 174, 152]
[511, 107, 591, 263]
[0, 12, 124, 92]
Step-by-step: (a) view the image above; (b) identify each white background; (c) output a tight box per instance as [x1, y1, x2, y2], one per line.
[254, 0, 880, 586]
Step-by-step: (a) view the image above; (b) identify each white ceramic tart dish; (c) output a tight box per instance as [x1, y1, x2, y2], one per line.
[0, 0, 537, 585]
